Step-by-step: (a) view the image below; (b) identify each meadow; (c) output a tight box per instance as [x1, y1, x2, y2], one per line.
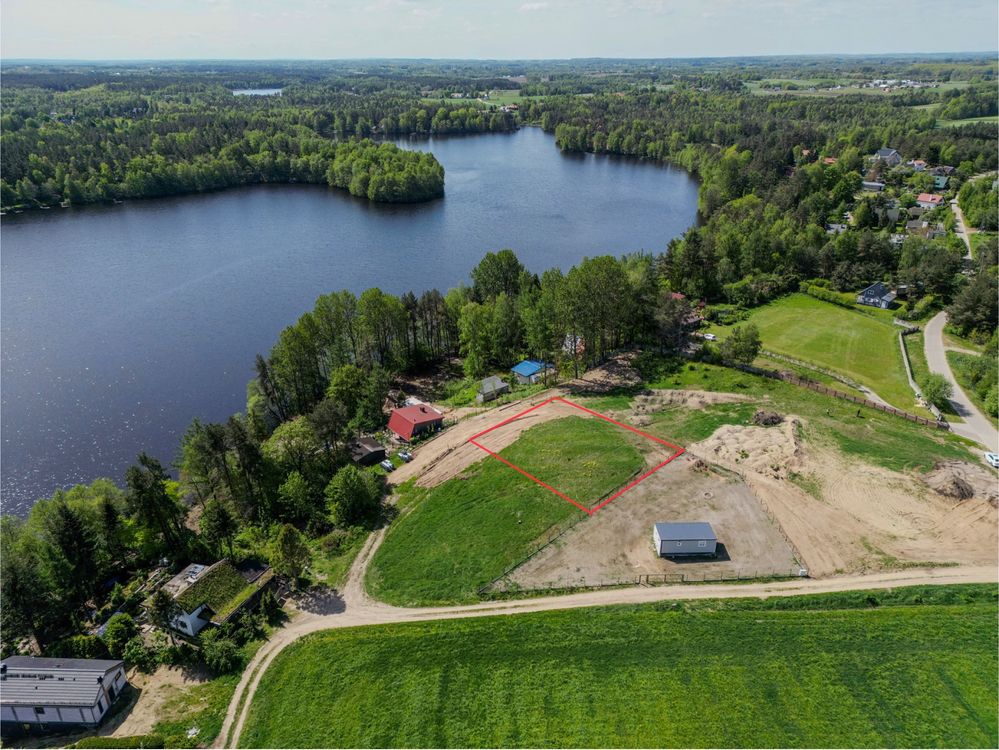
[240, 585, 998, 748]
[729, 294, 916, 411]
[365, 416, 644, 605]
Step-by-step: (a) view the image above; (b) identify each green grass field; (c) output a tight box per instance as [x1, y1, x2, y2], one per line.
[947, 351, 999, 429]
[737, 294, 917, 412]
[904, 332, 963, 422]
[366, 416, 644, 605]
[240, 585, 998, 748]
[937, 115, 999, 129]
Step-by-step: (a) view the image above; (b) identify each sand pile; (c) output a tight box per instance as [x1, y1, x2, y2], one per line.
[924, 461, 999, 505]
[690, 418, 802, 479]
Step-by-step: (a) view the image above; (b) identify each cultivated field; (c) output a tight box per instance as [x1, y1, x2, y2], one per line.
[239, 586, 999, 749]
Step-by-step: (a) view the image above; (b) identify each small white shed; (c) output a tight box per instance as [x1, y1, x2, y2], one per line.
[653, 522, 717, 557]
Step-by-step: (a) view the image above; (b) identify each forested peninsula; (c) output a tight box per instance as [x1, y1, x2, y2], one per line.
[1, 82, 517, 209]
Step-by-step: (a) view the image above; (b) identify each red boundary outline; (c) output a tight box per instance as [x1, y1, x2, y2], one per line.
[468, 396, 685, 516]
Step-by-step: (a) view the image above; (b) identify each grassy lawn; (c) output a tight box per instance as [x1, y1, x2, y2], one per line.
[905, 332, 963, 422]
[737, 294, 917, 412]
[366, 416, 644, 605]
[633, 358, 974, 473]
[240, 585, 998, 749]
[970, 231, 997, 260]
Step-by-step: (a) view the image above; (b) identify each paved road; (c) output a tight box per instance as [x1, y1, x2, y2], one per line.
[924, 311, 998, 452]
[949, 198, 973, 259]
[215, 517, 998, 747]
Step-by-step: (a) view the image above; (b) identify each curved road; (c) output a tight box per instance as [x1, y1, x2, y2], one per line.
[924, 312, 998, 452]
[215, 518, 998, 748]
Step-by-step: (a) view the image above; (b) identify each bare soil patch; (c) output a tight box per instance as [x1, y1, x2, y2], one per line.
[687, 420, 998, 577]
[110, 664, 213, 738]
[503, 455, 800, 590]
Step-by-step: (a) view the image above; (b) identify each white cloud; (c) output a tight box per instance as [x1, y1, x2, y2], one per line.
[519, 2, 549, 12]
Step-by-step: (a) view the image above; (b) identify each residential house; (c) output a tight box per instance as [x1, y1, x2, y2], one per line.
[825, 223, 848, 235]
[915, 192, 944, 209]
[821, 156, 838, 165]
[929, 165, 955, 176]
[906, 159, 928, 171]
[933, 175, 949, 190]
[1, 657, 128, 736]
[856, 281, 897, 309]
[159, 560, 273, 637]
[387, 404, 444, 441]
[348, 437, 386, 466]
[861, 180, 885, 192]
[907, 206, 926, 219]
[873, 148, 902, 166]
[476, 375, 510, 404]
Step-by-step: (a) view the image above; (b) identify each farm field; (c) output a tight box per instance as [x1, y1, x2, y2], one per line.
[366, 415, 646, 605]
[239, 586, 999, 749]
[938, 115, 999, 128]
[734, 294, 917, 412]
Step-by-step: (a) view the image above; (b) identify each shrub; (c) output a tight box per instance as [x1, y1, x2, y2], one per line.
[802, 283, 857, 309]
[920, 373, 954, 409]
[102, 613, 138, 659]
[47, 635, 111, 660]
[200, 629, 240, 674]
[122, 636, 157, 672]
[72, 735, 165, 749]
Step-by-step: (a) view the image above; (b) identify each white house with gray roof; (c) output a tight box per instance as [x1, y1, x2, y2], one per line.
[653, 522, 717, 557]
[0, 656, 127, 735]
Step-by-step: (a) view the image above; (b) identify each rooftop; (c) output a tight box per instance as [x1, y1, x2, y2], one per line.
[654, 522, 716, 541]
[511, 359, 551, 378]
[0, 657, 123, 708]
[169, 560, 272, 622]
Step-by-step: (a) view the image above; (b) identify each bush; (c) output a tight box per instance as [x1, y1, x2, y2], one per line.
[47, 635, 111, 660]
[102, 613, 138, 659]
[802, 283, 857, 309]
[920, 373, 954, 409]
[122, 636, 157, 672]
[72, 735, 165, 749]
[200, 629, 240, 674]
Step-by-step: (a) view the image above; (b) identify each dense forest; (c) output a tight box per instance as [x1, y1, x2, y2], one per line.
[2, 56, 997, 671]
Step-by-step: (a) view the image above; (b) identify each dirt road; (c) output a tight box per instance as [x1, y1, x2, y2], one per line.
[924, 312, 998, 452]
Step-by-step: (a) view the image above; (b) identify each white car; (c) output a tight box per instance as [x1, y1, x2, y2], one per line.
[703, 333, 717, 341]
[985, 452, 999, 469]
[379, 459, 395, 472]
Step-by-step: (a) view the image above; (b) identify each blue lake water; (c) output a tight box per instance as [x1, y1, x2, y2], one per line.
[0, 127, 699, 514]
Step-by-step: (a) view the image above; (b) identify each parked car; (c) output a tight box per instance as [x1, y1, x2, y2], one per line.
[398, 450, 414, 462]
[703, 333, 717, 341]
[379, 459, 395, 471]
[985, 452, 999, 469]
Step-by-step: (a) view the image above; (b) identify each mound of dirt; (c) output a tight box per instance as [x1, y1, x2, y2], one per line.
[630, 389, 751, 419]
[925, 461, 999, 504]
[689, 418, 803, 479]
[753, 410, 784, 426]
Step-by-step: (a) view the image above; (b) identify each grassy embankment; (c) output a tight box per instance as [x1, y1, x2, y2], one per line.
[904, 331, 963, 422]
[947, 351, 999, 429]
[366, 416, 644, 606]
[587, 358, 974, 474]
[240, 585, 998, 749]
[705, 294, 922, 414]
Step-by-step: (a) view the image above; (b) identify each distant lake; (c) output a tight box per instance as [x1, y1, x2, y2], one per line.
[0, 127, 699, 514]
[232, 88, 282, 96]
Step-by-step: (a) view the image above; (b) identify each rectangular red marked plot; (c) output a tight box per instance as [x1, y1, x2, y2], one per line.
[468, 396, 684, 515]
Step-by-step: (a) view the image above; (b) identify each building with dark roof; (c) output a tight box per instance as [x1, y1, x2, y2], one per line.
[1, 656, 127, 735]
[477, 375, 510, 403]
[653, 522, 718, 557]
[349, 437, 386, 466]
[857, 282, 897, 309]
[387, 404, 444, 441]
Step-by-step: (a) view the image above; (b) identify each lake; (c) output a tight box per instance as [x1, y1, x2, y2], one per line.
[0, 127, 698, 514]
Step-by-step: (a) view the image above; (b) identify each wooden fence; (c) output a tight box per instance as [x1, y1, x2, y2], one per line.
[731, 363, 949, 430]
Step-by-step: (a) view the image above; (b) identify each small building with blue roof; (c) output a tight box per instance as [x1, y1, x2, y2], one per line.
[510, 359, 554, 385]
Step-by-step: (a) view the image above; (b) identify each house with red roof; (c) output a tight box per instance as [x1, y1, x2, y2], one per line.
[915, 192, 944, 209]
[387, 404, 444, 441]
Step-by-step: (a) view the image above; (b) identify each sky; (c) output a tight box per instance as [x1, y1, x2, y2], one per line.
[1, 0, 997, 60]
